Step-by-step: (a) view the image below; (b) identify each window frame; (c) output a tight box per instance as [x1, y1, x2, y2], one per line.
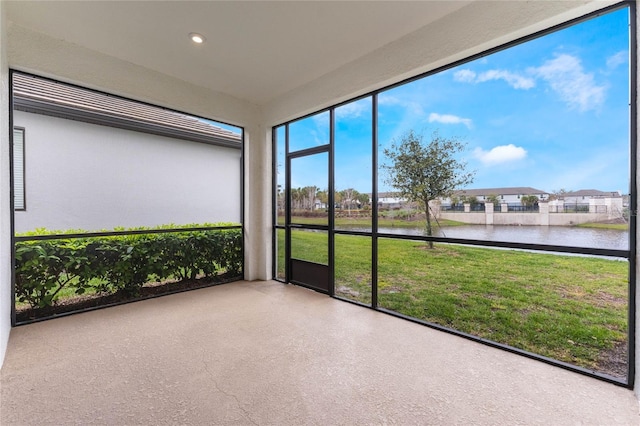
[9, 69, 246, 325]
[272, 1, 636, 388]
[12, 127, 26, 211]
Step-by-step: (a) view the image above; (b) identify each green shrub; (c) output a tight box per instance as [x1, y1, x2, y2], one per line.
[14, 239, 93, 308]
[90, 234, 165, 297]
[15, 223, 242, 308]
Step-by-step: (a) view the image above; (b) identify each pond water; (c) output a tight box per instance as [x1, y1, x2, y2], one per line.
[345, 225, 629, 251]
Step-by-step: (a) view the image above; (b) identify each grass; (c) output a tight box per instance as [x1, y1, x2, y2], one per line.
[576, 222, 629, 231]
[376, 239, 626, 371]
[15, 276, 103, 309]
[278, 215, 466, 228]
[277, 230, 628, 372]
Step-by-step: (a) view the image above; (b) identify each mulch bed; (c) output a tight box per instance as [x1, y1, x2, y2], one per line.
[596, 340, 628, 380]
[15, 273, 240, 324]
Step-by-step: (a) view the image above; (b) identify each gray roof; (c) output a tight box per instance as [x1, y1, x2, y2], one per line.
[563, 189, 621, 198]
[12, 73, 241, 148]
[454, 187, 548, 196]
[373, 187, 548, 199]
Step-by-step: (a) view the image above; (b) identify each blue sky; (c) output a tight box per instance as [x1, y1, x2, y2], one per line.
[201, 119, 242, 136]
[280, 6, 630, 195]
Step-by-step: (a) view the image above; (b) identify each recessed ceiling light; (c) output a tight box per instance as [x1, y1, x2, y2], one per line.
[189, 33, 206, 44]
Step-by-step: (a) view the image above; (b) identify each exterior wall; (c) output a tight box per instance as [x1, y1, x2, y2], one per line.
[547, 214, 614, 226]
[442, 211, 486, 225]
[244, 122, 271, 281]
[589, 197, 623, 217]
[13, 110, 241, 233]
[441, 212, 544, 226]
[0, 0, 10, 367]
[493, 213, 543, 226]
[490, 195, 515, 204]
[564, 196, 588, 204]
[496, 195, 537, 204]
[564, 195, 618, 204]
[444, 193, 549, 205]
[441, 203, 618, 226]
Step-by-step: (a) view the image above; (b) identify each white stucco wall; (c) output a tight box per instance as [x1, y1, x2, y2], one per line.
[13, 110, 241, 233]
[243, 121, 271, 281]
[0, 0, 11, 367]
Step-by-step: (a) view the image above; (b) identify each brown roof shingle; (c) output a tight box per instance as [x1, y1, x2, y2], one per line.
[12, 73, 241, 148]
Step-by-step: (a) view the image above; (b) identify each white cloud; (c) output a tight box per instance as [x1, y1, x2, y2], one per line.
[453, 69, 476, 83]
[377, 94, 400, 106]
[428, 112, 472, 129]
[606, 50, 627, 70]
[453, 68, 534, 89]
[335, 99, 369, 119]
[377, 94, 424, 116]
[530, 54, 606, 112]
[474, 144, 527, 165]
[476, 70, 535, 89]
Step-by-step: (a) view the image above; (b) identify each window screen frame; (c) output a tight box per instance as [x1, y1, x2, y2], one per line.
[272, 1, 637, 388]
[12, 127, 26, 211]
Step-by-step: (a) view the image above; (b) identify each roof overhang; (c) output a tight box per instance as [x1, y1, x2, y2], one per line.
[12, 73, 242, 149]
[5, 1, 620, 127]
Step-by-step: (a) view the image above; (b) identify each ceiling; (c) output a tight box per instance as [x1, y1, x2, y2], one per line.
[5, 1, 472, 106]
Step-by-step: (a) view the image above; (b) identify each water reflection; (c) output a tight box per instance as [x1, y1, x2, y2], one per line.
[366, 225, 629, 250]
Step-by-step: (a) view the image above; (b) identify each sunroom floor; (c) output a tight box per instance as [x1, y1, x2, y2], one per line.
[1, 280, 638, 425]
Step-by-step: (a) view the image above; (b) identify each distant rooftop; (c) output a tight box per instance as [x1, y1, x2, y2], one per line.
[372, 187, 623, 202]
[12, 73, 242, 149]
[455, 187, 548, 196]
[563, 189, 621, 198]
[374, 188, 548, 199]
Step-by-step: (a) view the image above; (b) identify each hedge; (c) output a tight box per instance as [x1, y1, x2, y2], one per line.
[15, 223, 242, 308]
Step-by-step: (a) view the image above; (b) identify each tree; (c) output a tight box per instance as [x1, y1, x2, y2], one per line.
[486, 193, 500, 205]
[340, 188, 360, 215]
[303, 186, 318, 211]
[316, 189, 328, 210]
[356, 193, 370, 211]
[383, 130, 474, 248]
[290, 187, 302, 210]
[459, 195, 479, 207]
[521, 195, 539, 209]
[276, 184, 285, 217]
[549, 188, 568, 201]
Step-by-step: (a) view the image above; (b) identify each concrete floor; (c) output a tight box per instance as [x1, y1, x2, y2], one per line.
[1, 280, 639, 425]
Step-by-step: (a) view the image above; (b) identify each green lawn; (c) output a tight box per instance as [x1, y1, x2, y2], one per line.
[576, 222, 629, 231]
[376, 239, 626, 371]
[278, 215, 465, 229]
[278, 229, 628, 373]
